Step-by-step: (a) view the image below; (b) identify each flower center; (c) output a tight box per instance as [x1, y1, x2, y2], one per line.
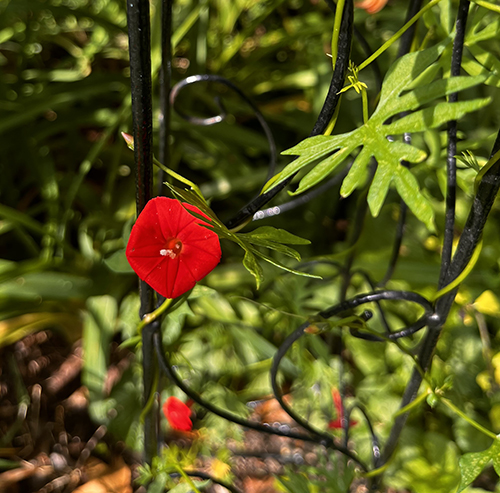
[160, 238, 183, 259]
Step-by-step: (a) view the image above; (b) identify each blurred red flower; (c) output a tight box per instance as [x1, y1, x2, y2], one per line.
[328, 390, 358, 429]
[356, 0, 388, 14]
[163, 396, 193, 431]
[126, 197, 221, 299]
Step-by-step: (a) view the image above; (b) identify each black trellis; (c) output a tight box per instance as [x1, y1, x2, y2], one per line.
[125, 0, 500, 490]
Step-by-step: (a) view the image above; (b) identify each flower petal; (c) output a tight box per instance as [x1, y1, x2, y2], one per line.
[163, 396, 193, 431]
[126, 197, 221, 299]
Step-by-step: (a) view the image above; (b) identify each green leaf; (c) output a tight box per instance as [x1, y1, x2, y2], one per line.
[242, 249, 264, 289]
[83, 296, 117, 402]
[466, 15, 500, 44]
[252, 248, 320, 279]
[394, 166, 435, 230]
[385, 98, 490, 135]
[375, 42, 447, 115]
[104, 249, 134, 274]
[457, 438, 500, 492]
[242, 226, 311, 245]
[147, 473, 168, 493]
[367, 159, 392, 218]
[239, 236, 302, 260]
[238, 226, 311, 261]
[271, 44, 489, 228]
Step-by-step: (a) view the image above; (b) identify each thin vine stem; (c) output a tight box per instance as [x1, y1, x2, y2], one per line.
[174, 466, 202, 493]
[358, 0, 444, 73]
[330, 0, 346, 69]
[472, 0, 500, 14]
[397, 0, 424, 58]
[439, 396, 498, 441]
[137, 298, 173, 334]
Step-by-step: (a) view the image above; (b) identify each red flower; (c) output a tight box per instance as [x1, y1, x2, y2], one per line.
[126, 197, 221, 299]
[328, 390, 358, 429]
[163, 396, 193, 431]
[163, 397, 193, 431]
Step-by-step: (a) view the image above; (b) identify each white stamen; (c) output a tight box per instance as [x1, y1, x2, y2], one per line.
[160, 248, 177, 259]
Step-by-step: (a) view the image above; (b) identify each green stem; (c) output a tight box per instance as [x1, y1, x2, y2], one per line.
[137, 298, 173, 334]
[174, 465, 202, 493]
[439, 396, 498, 440]
[471, 0, 500, 14]
[358, 0, 444, 72]
[140, 367, 159, 424]
[430, 238, 483, 301]
[153, 156, 205, 200]
[323, 97, 342, 136]
[361, 87, 369, 124]
[330, 0, 347, 70]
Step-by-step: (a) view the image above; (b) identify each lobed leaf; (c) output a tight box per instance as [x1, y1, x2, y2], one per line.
[385, 98, 491, 135]
[272, 43, 490, 229]
[376, 43, 447, 116]
[389, 75, 486, 118]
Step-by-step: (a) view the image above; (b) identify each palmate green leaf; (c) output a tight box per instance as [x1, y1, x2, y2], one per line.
[457, 438, 500, 492]
[273, 43, 490, 230]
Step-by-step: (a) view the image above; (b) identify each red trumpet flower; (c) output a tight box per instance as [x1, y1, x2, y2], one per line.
[163, 396, 193, 431]
[126, 197, 221, 299]
[328, 390, 358, 430]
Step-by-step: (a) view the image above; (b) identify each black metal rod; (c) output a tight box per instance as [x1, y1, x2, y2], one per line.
[310, 0, 353, 136]
[126, 0, 156, 464]
[170, 74, 277, 182]
[439, 0, 470, 288]
[252, 167, 349, 221]
[345, 404, 382, 469]
[397, 0, 424, 58]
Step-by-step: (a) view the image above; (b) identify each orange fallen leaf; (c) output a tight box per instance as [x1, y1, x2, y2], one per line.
[73, 457, 131, 493]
